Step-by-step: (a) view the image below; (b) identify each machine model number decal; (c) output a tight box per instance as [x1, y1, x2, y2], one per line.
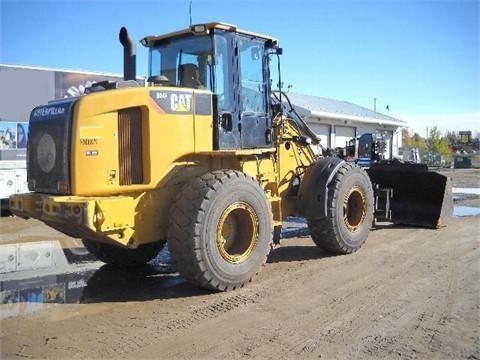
[154, 92, 168, 99]
[80, 138, 98, 145]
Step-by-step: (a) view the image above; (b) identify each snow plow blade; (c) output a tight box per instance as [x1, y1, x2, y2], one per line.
[367, 163, 453, 228]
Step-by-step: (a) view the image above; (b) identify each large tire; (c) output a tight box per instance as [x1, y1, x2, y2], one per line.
[308, 162, 374, 254]
[168, 170, 273, 291]
[82, 239, 164, 268]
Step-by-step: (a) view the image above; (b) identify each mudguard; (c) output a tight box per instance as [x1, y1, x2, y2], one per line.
[297, 157, 345, 220]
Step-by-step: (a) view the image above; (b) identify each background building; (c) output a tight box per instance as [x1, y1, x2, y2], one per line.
[287, 93, 405, 159]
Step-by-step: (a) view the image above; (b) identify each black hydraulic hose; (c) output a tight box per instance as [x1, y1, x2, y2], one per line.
[272, 91, 322, 146]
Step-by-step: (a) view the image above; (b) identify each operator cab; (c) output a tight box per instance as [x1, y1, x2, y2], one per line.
[141, 22, 281, 150]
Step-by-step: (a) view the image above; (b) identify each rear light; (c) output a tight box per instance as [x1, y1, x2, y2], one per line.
[57, 181, 69, 194]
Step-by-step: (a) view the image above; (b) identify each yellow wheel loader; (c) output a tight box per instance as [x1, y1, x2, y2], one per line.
[9, 23, 452, 291]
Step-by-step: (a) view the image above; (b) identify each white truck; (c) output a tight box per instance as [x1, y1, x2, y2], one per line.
[0, 160, 28, 215]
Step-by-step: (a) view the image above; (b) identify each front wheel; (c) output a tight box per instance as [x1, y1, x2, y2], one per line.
[308, 163, 374, 254]
[168, 170, 273, 291]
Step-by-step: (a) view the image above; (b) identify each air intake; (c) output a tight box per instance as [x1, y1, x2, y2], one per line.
[118, 107, 143, 185]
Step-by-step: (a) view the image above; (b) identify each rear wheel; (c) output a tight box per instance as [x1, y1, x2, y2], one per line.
[82, 239, 164, 268]
[168, 170, 273, 291]
[308, 163, 374, 254]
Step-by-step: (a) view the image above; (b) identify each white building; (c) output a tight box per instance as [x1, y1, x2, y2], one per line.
[287, 93, 405, 159]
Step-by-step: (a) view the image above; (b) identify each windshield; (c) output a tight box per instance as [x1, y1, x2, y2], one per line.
[148, 35, 214, 90]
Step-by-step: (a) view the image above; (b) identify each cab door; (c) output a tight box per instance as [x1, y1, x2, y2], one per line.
[213, 31, 241, 150]
[213, 32, 271, 150]
[238, 36, 271, 149]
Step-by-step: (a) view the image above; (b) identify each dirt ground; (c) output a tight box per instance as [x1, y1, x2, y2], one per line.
[1, 169, 479, 359]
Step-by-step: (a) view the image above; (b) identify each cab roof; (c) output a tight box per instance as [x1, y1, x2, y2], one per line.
[140, 22, 279, 47]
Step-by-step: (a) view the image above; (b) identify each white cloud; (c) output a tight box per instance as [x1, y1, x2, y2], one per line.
[396, 112, 480, 137]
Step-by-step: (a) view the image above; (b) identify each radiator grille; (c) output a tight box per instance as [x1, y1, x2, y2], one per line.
[28, 99, 76, 194]
[118, 107, 143, 185]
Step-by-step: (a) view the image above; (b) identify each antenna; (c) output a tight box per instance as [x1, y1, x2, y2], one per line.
[189, 0, 193, 26]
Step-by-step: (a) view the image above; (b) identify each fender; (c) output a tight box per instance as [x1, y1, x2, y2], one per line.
[296, 157, 345, 220]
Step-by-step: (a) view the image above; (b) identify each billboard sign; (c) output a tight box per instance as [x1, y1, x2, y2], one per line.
[0, 121, 29, 160]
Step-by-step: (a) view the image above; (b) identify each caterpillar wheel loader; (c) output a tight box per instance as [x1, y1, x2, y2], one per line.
[9, 23, 451, 291]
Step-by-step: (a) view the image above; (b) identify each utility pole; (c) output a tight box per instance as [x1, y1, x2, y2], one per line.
[373, 98, 377, 112]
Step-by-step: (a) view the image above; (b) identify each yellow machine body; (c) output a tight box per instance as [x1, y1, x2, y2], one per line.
[10, 86, 316, 248]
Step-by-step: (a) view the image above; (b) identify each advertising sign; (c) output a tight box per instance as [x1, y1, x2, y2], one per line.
[0, 121, 29, 160]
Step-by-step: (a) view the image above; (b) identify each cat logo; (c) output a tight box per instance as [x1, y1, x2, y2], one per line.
[170, 93, 192, 112]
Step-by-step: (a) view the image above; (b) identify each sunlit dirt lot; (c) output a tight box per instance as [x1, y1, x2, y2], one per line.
[1, 169, 479, 359]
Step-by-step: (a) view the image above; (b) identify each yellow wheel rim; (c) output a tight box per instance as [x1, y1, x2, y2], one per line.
[216, 202, 259, 264]
[343, 185, 367, 232]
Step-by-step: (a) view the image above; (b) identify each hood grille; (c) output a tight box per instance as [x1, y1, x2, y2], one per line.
[118, 107, 143, 185]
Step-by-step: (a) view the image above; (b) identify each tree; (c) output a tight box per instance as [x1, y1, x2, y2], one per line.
[426, 126, 450, 157]
[445, 130, 458, 145]
[402, 128, 426, 150]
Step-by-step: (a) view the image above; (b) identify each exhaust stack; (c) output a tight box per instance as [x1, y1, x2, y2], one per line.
[119, 27, 136, 81]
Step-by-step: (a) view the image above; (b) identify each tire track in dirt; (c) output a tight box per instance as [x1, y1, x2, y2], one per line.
[33, 291, 263, 359]
[342, 223, 480, 359]
[132, 227, 437, 359]
[265, 230, 444, 358]
[2, 219, 478, 359]
[150, 220, 478, 360]
[162, 293, 260, 332]
[349, 223, 480, 359]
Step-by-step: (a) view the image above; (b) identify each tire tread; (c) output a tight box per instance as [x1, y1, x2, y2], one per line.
[308, 162, 373, 254]
[168, 169, 272, 291]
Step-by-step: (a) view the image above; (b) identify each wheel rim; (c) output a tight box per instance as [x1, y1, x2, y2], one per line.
[343, 185, 367, 232]
[216, 202, 259, 264]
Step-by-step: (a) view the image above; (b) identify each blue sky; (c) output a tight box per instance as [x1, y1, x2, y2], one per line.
[1, 0, 478, 135]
